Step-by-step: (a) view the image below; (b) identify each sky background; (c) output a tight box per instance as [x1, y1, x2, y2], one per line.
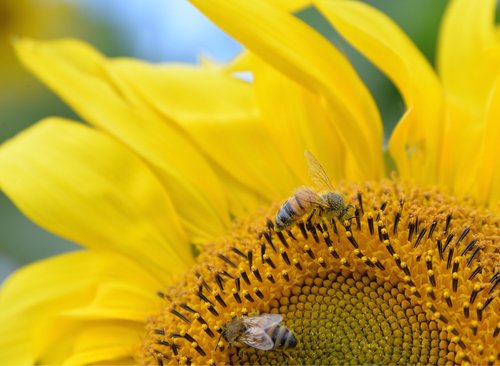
[70, 0, 243, 63]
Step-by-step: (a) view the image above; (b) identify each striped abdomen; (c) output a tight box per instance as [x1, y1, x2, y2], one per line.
[275, 187, 318, 230]
[266, 324, 298, 349]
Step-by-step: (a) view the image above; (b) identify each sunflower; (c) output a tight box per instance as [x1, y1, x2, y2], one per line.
[0, 0, 499, 365]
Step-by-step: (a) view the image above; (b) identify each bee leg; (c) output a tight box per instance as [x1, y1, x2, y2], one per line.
[235, 346, 242, 357]
[341, 204, 356, 222]
[305, 208, 317, 226]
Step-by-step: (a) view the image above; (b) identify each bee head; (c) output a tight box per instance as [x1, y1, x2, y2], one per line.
[341, 204, 356, 221]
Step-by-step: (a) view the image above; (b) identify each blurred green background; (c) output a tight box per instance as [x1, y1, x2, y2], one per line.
[0, 0, 460, 281]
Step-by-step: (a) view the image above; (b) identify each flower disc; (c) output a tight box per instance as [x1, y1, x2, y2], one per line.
[140, 180, 499, 366]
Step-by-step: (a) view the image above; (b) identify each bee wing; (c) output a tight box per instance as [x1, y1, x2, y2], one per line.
[304, 150, 334, 191]
[293, 186, 321, 202]
[293, 186, 330, 210]
[240, 327, 274, 351]
[243, 314, 283, 328]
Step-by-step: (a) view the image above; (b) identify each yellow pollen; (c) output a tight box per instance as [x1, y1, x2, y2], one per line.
[139, 180, 499, 365]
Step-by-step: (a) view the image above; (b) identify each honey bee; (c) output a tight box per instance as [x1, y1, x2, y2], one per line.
[221, 314, 297, 351]
[275, 150, 355, 230]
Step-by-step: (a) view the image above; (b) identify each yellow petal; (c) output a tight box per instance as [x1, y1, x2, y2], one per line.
[184, 117, 300, 201]
[217, 169, 268, 217]
[106, 58, 298, 202]
[105, 58, 256, 124]
[437, 0, 498, 107]
[14, 38, 230, 242]
[471, 76, 500, 210]
[61, 281, 160, 321]
[0, 118, 192, 278]
[189, 0, 384, 179]
[36, 320, 144, 365]
[243, 53, 348, 184]
[272, 0, 312, 12]
[315, 0, 444, 184]
[435, 0, 500, 199]
[0, 250, 161, 365]
[61, 322, 143, 366]
[436, 75, 499, 200]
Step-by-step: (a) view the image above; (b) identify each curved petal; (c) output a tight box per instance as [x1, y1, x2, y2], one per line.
[39, 320, 144, 365]
[14, 38, 230, 242]
[273, 0, 312, 12]
[189, 0, 384, 180]
[217, 169, 269, 217]
[435, 0, 500, 198]
[105, 58, 298, 203]
[183, 118, 300, 201]
[315, 0, 444, 184]
[61, 281, 161, 321]
[472, 75, 500, 211]
[233, 53, 348, 183]
[0, 118, 192, 278]
[62, 323, 140, 366]
[0, 250, 162, 365]
[437, 0, 498, 106]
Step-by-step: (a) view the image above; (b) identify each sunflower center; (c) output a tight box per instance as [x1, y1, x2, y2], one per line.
[232, 270, 448, 366]
[139, 180, 499, 366]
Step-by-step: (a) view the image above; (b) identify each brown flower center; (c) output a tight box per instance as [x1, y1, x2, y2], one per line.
[139, 180, 499, 366]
